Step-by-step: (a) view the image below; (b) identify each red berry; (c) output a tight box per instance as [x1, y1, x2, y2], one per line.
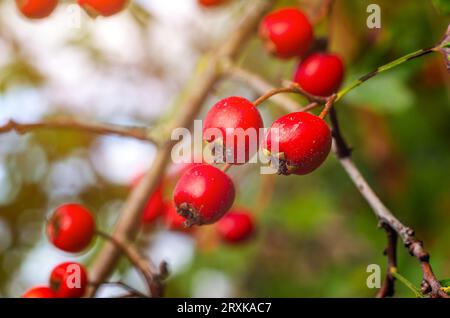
[77, 0, 128, 17]
[263, 112, 331, 175]
[293, 52, 344, 97]
[15, 0, 58, 19]
[198, 0, 226, 7]
[130, 174, 165, 225]
[50, 262, 88, 298]
[173, 164, 235, 225]
[259, 7, 313, 59]
[22, 286, 57, 298]
[203, 97, 263, 164]
[163, 202, 189, 232]
[216, 210, 254, 244]
[141, 186, 164, 224]
[46, 203, 95, 253]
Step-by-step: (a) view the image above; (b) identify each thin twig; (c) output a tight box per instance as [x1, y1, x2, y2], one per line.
[334, 139, 447, 298]
[222, 163, 232, 172]
[96, 231, 167, 298]
[0, 119, 154, 143]
[318, 94, 337, 119]
[253, 87, 301, 107]
[224, 66, 300, 112]
[253, 82, 329, 107]
[335, 47, 436, 102]
[376, 224, 397, 298]
[93, 281, 149, 298]
[283, 82, 329, 103]
[311, 0, 335, 25]
[302, 102, 320, 112]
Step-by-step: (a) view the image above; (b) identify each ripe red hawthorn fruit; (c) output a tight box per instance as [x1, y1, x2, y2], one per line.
[216, 210, 254, 244]
[173, 164, 235, 226]
[163, 202, 190, 232]
[259, 7, 314, 59]
[198, 0, 226, 7]
[22, 286, 56, 298]
[263, 112, 331, 175]
[293, 52, 344, 97]
[203, 96, 263, 164]
[141, 186, 164, 224]
[77, 0, 128, 17]
[15, 0, 58, 19]
[50, 262, 88, 298]
[47, 203, 95, 253]
[130, 174, 165, 225]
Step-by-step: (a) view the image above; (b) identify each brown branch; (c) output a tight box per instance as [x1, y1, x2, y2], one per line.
[0, 118, 154, 143]
[224, 66, 300, 112]
[96, 231, 167, 298]
[283, 81, 329, 103]
[311, 0, 335, 25]
[252, 84, 328, 110]
[376, 224, 397, 298]
[85, 0, 276, 297]
[226, 66, 448, 298]
[318, 94, 337, 119]
[93, 281, 149, 298]
[252, 80, 328, 106]
[253, 86, 303, 107]
[331, 115, 447, 298]
[330, 107, 396, 297]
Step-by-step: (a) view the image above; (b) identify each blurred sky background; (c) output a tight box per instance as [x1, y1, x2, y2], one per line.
[0, 0, 449, 297]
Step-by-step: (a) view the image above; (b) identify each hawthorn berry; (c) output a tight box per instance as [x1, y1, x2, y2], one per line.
[46, 203, 95, 253]
[142, 186, 164, 224]
[15, 0, 58, 19]
[77, 0, 128, 17]
[173, 164, 235, 225]
[198, 0, 226, 7]
[203, 96, 263, 164]
[263, 112, 332, 175]
[130, 174, 165, 225]
[293, 52, 344, 97]
[163, 202, 190, 232]
[50, 262, 88, 298]
[216, 210, 254, 244]
[259, 7, 314, 59]
[22, 286, 56, 298]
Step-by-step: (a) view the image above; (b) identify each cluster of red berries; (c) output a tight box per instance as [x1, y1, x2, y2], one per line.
[133, 166, 255, 244]
[23, 203, 94, 297]
[171, 7, 345, 229]
[130, 172, 191, 232]
[15, 0, 128, 19]
[22, 5, 345, 297]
